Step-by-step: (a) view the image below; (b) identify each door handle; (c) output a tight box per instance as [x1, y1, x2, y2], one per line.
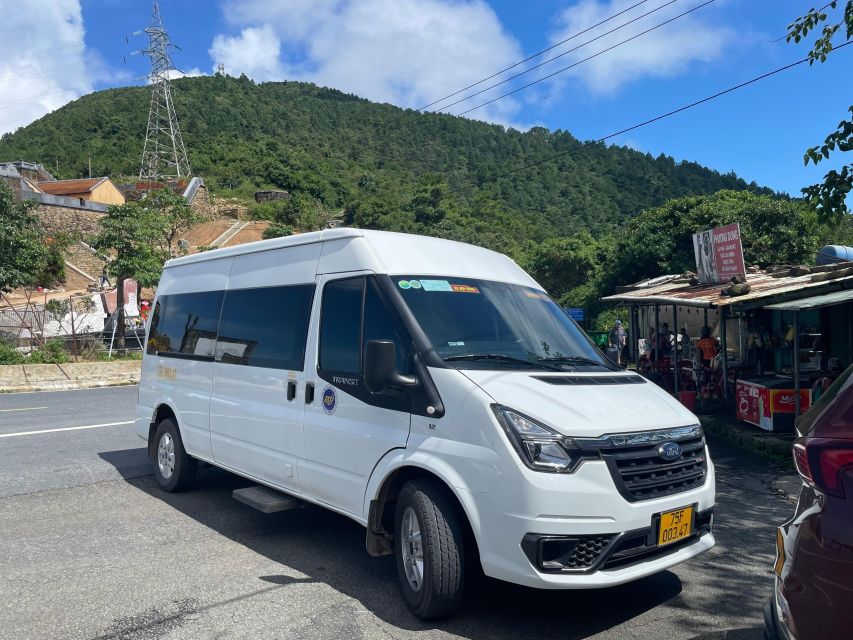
[305, 382, 314, 404]
[287, 381, 297, 401]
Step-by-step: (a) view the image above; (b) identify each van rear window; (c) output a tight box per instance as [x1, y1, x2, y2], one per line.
[146, 291, 223, 358]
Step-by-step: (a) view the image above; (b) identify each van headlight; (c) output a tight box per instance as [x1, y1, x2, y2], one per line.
[491, 405, 584, 473]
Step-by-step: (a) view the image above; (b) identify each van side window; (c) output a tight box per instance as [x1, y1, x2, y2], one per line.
[147, 291, 223, 358]
[145, 300, 162, 355]
[319, 278, 363, 373]
[216, 285, 315, 370]
[363, 277, 411, 374]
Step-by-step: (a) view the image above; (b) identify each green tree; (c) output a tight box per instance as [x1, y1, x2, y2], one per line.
[147, 188, 206, 257]
[93, 202, 167, 349]
[519, 231, 603, 303]
[0, 184, 48, 291]
[787, 1, 853, 220]
[604, 190, 824, 295]
[262, 223, 295, 240]
[409, 175, 453, 225]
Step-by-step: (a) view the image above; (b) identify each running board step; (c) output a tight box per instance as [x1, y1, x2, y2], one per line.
[232, 485, 301, 513]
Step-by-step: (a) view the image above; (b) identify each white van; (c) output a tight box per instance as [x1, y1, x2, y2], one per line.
[136, 229, 715, 619]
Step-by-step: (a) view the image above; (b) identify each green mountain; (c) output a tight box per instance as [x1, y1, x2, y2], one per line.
[0, 74, 774, 249]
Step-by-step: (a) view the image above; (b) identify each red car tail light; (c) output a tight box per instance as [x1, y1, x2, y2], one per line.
[794, 438, 853, 497]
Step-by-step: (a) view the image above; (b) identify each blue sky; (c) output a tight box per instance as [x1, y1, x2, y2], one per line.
[2, 1, 851, 202]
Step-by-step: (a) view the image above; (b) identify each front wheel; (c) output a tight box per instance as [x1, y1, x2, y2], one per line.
[394, 480, 465, 620]
[152, 418, 196, 492]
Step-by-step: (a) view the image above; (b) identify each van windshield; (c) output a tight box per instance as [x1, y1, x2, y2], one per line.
[392, 276, 614, 371]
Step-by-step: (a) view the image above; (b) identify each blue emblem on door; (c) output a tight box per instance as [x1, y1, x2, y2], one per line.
[657, 442, 682, 461]
[322, 386, 337, 414]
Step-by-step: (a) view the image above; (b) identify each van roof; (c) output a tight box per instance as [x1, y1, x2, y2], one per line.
[166, 227, 359, 267]
[164, 228, 540, 289]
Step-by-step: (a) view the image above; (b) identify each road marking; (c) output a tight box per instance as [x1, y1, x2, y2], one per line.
[0, 406, 47, 413]
[0, 420, 134, 438]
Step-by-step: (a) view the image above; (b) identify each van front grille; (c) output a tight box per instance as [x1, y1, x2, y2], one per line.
[601, 433, 708, 502]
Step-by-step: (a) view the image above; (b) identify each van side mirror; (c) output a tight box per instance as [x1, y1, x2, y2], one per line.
[364, 339, 419, 395]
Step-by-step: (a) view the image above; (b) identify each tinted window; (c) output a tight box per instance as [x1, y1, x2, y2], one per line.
[319, 278, 363, 373]
[363, 278, 411, 374]
[395, 276, 607, 369]
[147, 291, 223, 358]
[216, 285, 315, 370]
[145, 301, 162, 355]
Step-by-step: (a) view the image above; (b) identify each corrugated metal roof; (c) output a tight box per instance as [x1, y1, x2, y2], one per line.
[37, 177, 107, 195]
[765, 288, 853, 311]
[603, 263, 853, 309]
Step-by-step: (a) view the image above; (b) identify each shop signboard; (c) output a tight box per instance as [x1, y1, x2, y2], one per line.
[736, 378, 812, 431]
[565, 307, 584, 322]
[692, 222, 746, 284]
[770, 389, 812, 414]
[736, 380, 770, 429]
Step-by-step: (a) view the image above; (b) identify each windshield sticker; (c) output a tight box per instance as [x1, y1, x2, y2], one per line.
[451, 284, 480, 293]
[448, 341, 465, 347]
[409, 279, 422, 289]
[397, 280, 411, 290]
[524, 290, 548, 300]
[322, 386, 337, 414]
[420, 279, 454, 292]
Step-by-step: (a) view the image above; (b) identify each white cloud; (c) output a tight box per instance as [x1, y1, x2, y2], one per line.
[213, 0, 527, 126]
[167, 68, 205, 81]
[209, 25, 284, 81]
[0, 0, 95, 136]
[548, 0, 734, 95]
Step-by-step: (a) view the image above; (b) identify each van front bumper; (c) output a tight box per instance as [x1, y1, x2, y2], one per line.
[469, 456, 716, 589]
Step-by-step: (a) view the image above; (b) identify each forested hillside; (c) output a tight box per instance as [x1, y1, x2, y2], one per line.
[0, 74, 773, 248]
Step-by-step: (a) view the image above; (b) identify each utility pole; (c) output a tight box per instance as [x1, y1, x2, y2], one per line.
[135, 2, 192, 182]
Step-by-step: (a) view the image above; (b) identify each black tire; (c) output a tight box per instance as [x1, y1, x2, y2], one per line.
[152, 418, 196, 492]
[394, 479, 465, 620]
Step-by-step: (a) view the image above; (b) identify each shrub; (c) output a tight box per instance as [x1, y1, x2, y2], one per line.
[28, 338, 69, 364]
[0, 338, 25, 365]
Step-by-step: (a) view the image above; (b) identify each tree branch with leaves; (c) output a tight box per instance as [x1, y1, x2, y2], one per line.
[787, 1, 853, 220]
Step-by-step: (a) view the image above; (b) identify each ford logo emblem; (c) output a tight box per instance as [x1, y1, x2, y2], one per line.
[658, 442, 682, 461]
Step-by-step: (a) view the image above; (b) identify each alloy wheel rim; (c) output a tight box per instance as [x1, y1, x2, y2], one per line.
[401, 506, 424, 592]
[157, 432, 175, 479]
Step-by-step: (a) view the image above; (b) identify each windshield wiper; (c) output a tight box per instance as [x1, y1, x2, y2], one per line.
[445, 353, 561, 370]
[537, 355, 615, 369]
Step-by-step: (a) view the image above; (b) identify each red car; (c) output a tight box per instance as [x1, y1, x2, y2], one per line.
[765, 364, 853, 639]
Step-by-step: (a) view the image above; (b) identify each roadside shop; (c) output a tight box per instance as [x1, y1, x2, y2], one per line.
[603, 258, 853, 432]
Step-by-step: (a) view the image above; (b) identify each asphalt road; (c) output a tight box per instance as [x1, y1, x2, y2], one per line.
[0, 385, 798, 640]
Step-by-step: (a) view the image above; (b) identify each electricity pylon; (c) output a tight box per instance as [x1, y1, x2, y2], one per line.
[137, 2, 191, 182]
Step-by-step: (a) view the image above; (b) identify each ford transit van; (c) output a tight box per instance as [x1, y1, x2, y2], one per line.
[137, 228, 715, 619]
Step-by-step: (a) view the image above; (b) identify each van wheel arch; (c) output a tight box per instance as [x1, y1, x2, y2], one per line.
[148, 404, 178, 459]
[367, 467, 481, 573]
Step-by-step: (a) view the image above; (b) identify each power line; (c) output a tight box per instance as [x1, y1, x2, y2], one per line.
[448, 40, 851, 195]
[433, 0, 680, 114]
[455, 0, 716, 117]
[416, 0, 652, 112]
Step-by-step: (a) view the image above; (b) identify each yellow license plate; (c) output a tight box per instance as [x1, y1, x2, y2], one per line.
[657, 506, 693, 546]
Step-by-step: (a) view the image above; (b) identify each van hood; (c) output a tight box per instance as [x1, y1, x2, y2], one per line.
[460, 370, 697, 437]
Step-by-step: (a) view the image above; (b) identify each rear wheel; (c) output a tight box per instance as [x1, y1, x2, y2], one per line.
[152, 418, 196, 492]
[394, 480, 465, 620]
